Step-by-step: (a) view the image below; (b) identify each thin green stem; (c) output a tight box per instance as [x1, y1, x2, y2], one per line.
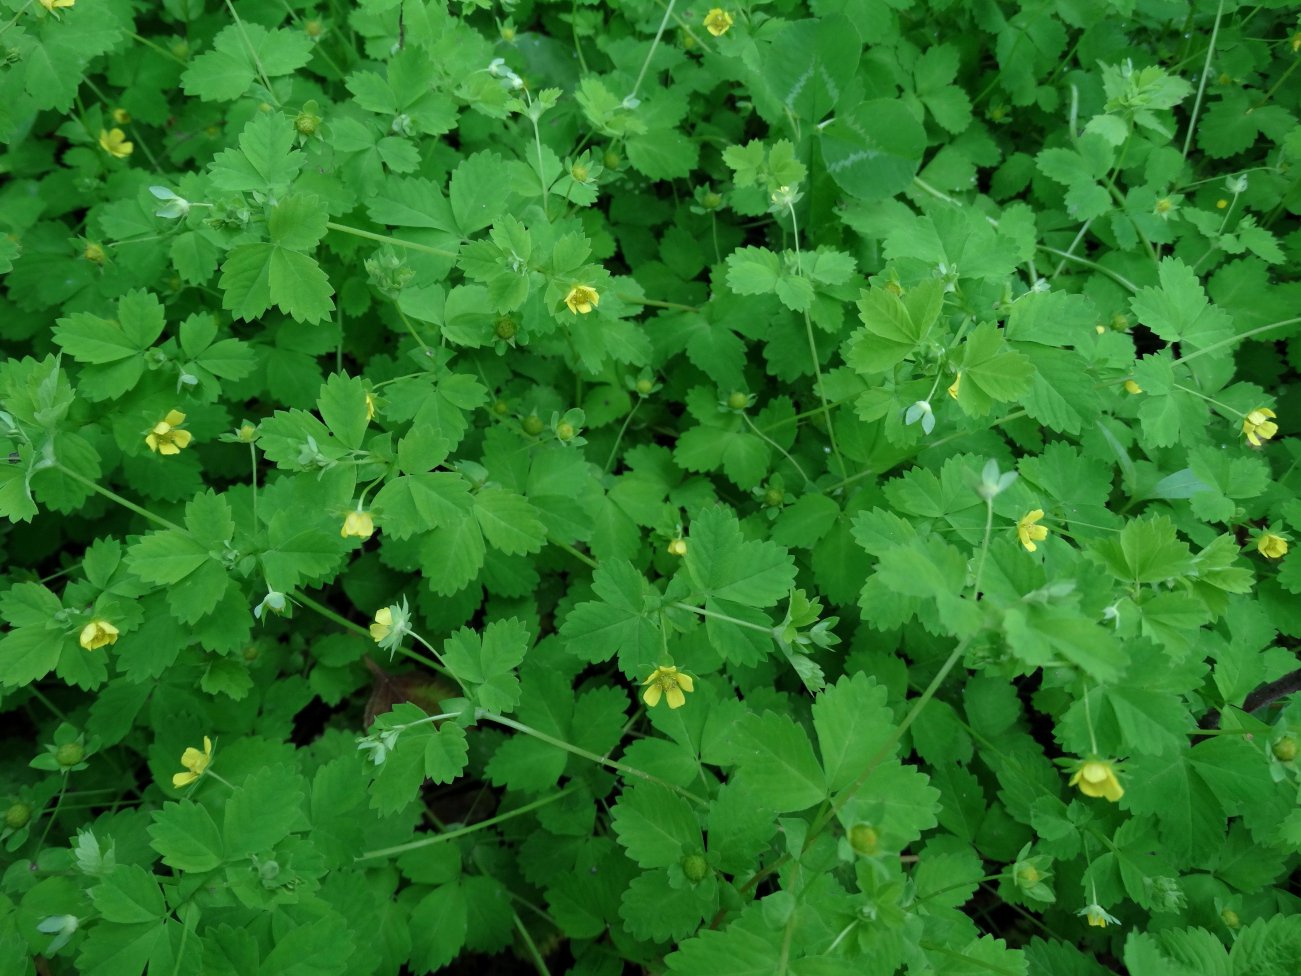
[743, 414, 815, 489]
[223, 0, 279, 106]
[34, 774, 70, 855]
[325, 222, 458, 259]
[55, 465, 187, 534]
[1035, 246, 1139, 293]
[628, 0, 677, 103]
[617, 294, 701, 314]
[1171, 317, 1301, 366]
[481, 712, 707, 805]
[604, 399, 642, 473]
[356, 787, 577, 860]
[785, 198, 847, 480]
[550, 537, 599, 569]
[249, 442, 259, 528]
[1181, 0, 1224, 159]
[513, 911, 553, 976]
[671, 601, 773, 635]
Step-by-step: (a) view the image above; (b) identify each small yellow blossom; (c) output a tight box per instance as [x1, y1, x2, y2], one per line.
[1215, 198, 1228, 209]
[341, 509, 375, 539]
[370, 607, 392, 642]
[83, 242, 106, 264]
[1081, 904, 1119, 928]
[1124, 379, 1142, 395]
[1017, 509, 1048, 552]
[111, 107, 131, 125]
[947, 373, 961, 400]
[667, 538, 688, 557]
[642, 665, 694, 709]
[172, 736, 213, 788]
[365, 392, 377, 422]
[40, 0, 75, 10]
[1242, 407, 1278, 447]
[1094, 324, 1106, 334]
[98, 128, 134, 159]
[145, 410, 193, 455]
[1069, 759, 1124, 802]
[1257, 533, 1289, 559]
[703, 8, 733, 36]
[564, 285, 599, 314]
[79, 619, 119, 651]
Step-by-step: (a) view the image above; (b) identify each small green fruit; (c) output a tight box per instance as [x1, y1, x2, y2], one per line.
[55, 743, 84, 767]
[848, 823, 878, 855]
[522, 415, 544, 436]
[727, 392, 749, 411]
[681, 853, 710, 882]
[556, 422, 575, 441]
[1273, 735, 1297, 762]
[5, 802, 30, 829]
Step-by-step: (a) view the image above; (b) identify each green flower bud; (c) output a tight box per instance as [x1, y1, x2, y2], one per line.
[522, 415, 544, 436]
[492, 399, 511, 416]
[55, 743, 84, 768]
[603, 150, 621, 169]
[848, 823, 878, 855]
[556, 422, 575, 441]
[764, 487, 784, 507]
[1273, 735, 1296, 762]
[5, 802, 31, 829]
[681, 853, 710, 882]
[727, 391, 749, 411]
[1221, 908, 1240, 929]
[495, 317, 517, 341]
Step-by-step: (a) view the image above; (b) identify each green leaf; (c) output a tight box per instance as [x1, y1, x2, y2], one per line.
[765, 16, 861, 121]
[374, 473, 473, 541]
[449, 151, 512, 236]
[473, 487, 546, 555]
[813, 672, 896, 793]
[442, 617, 531, 713]
[1130, 258, 1233, 352]
[955, 321, 1036, 412]
[223, 764, 306, 856]
[89, 865, 166, 924]
[148, 800, 225, 872]
[560, 559, 662, 676]
[682, 506, 796, 608]
[719, 711, 826, 813]
[209, 112, 305, 194]
[611, 781, 702, 869]
[846, 280, 943, 373]
[820, 99, 927, 201]
[220, 240, 335, 326]
[409, 884, 468, 973]
[1093, 515, 1194, 584]
[182, 24, 312, 102]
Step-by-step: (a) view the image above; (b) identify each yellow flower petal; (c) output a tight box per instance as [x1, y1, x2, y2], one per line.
[643, 683, 663, 707]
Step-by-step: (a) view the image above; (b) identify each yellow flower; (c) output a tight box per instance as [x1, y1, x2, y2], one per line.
[341, 509, 375, 539]
[370, 607, 392, 642]
[946, 373, 961, 400]
[111, 107, 131, 125]
[365, 392, 377, 422]
[703, 7, 733, 36]
[172, 736, 213, 788]
[642, 666, 695, 709]
[83, 242, 106, 264]
[145, 410, 193, 455]
[1069, 759, 1124, 802]
[667, 538, 688, 557]
[1242, 407, 1278, 447]
[39, 0, 75, 10]
[1124, 379, 1142, 395]
[1080, 904, 1119, 928]
[564, 285, 599, 314]
[1257, 533, 1289, 559]
[1215, 198, 1228, 209]
[79, 619, 119, 651]
[1017, 509, 1048, 552]
[98, 128, 133, 159]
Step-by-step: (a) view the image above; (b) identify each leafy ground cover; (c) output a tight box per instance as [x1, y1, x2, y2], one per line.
[2, 0, 1301, 973]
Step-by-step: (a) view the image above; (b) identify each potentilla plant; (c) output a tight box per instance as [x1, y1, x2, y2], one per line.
[1, 0, 1300, 974]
